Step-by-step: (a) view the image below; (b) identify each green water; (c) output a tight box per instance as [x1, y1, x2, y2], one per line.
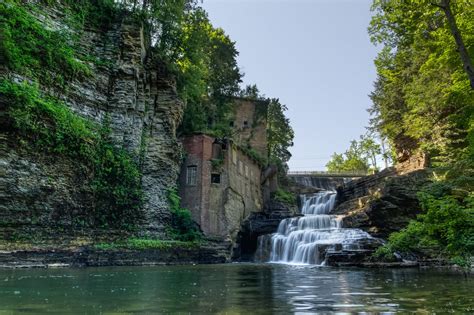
[0, 264, 472, 314]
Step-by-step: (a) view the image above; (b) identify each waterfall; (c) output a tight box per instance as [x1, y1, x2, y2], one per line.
[259, 191, 376, 265]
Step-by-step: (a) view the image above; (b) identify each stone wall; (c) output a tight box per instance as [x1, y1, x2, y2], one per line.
[179, 135, 263, 242]
[230, 98, 268, 158]
[1, 5, 183, 236]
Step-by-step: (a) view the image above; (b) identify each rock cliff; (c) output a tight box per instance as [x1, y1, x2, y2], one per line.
[332, 168, 430, 239]
[0, 4, 184, 238]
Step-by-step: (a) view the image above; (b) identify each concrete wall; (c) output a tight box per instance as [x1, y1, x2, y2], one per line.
[179, 135, 263, 241]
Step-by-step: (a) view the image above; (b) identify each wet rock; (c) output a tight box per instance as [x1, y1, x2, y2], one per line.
[0, 244, 229, 269]
[233, 201, 298, 261]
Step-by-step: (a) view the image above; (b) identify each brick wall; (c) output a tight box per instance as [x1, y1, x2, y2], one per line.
[179, 135, 263, 241]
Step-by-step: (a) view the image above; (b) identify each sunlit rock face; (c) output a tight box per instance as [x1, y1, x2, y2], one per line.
[333, 169, 430, 239]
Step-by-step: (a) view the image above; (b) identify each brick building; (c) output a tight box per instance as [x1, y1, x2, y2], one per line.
[178, 98, 270, 241]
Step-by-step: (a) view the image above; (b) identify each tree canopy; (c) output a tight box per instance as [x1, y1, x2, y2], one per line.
[325, 134, 385, 173]
[368, 0, 474, 265]
[368, 0, 473, 167]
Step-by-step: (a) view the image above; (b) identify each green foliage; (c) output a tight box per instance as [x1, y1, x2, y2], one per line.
[239, 145, 268, 167]
[326, 138, 372, 173]
[1, 80, 143, 229]
[273, 189, 296, 206]
[267, 98, 294, 166]
[368, 0, 474, 166]
[372, 245, 398, 262]
[94, 238, 198, 251]
[379, 182, 474, 266]
[92, 137, 143, 228]
[0, 1, 91, 85]
[368, 0, 474, 266]
[59, 0, 117, 29]
[175, 8, 242, 136]
[167, 189, 201, 242]
[1, 80, 97, 159]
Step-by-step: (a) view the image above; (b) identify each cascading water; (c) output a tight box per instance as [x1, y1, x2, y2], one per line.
[257, 191, 378, 265]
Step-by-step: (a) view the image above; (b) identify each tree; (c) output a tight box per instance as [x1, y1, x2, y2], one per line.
[177, 8, 242, 136]
[267, 98, 294, 166]
[434, 0, 474, 89]
[368, 0, 474, 264]
[368, 0, 473, 166]
[326, 140, 370, 173]
[360, 134, 382, 170]
[326, 134, 386, 173]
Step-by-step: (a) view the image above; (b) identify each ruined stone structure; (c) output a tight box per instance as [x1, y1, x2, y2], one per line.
[179, 134, 264, 242]
[178, 97, 271, 242]
[229, 97, 268, 157]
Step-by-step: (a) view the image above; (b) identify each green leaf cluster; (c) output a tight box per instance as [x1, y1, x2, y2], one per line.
[176, 8, 242, 136]
[375, 182, 474, 267]
[273, 188, 296, 206]
[167, 189, 201, 241]
[1, 1, 91, 85]
[326, 135, 384, 173]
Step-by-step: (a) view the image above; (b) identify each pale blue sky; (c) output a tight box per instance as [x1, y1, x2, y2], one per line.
[202, 0, 379, 171]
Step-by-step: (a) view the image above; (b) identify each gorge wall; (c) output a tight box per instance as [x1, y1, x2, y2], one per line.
[1, 4, 184, 239]
[333, 168, 430, 239]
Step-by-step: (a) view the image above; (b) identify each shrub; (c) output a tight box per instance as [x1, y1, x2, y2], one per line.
[378, 181, 474, 267]
[167, 189, 201, 241]
[372, 244, 398, 262]
[273, 188, 296, 206]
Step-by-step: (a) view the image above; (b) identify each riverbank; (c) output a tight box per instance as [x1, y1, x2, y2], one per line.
[0, 247, 227, 269]
[0, 238, 231, 268]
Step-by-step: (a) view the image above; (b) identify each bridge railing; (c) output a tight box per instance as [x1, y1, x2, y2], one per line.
[287, 170, 368, 177]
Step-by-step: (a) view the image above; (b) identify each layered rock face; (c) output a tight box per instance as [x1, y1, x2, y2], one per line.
[0, 6, 183, 237]
[333, 169, 430, 239]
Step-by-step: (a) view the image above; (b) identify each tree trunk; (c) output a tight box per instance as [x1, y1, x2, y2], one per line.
[439, 0, 474, 89]
[381, 138, 389, 169]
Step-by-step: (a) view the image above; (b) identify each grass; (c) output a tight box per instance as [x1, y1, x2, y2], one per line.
[94, 238, 200, 251]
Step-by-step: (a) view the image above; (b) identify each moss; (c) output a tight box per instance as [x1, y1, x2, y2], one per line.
[238, 145, 268, 167]
[1, 1, 92, 85]
[1, 79, 143, 230]
[94, 238, 199, 251]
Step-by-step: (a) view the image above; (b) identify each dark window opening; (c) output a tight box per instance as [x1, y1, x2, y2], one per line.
[229, 121, 234, 127]
[186, 166, 197, 186]
[211, 173, 221, 184]
[243, 121, 248, 127]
